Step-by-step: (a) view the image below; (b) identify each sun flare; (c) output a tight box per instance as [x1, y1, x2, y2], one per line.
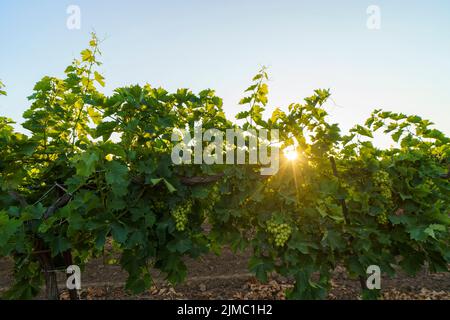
[283, 146, 298, 161]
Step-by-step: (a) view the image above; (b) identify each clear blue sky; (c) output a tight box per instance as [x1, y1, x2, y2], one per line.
[1, 0, 449, 140]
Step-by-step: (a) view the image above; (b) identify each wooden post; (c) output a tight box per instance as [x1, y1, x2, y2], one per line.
[37, 252, 59, 300]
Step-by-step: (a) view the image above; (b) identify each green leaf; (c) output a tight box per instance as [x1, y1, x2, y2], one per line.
[408, 226, 427, 241]
[289, 241, 312, 254]
[126, 230, 145, 247]
[248, 256, 274, 283]
[235, 110, 250, 119]
[0, 80, 6, 96]
[0, 212, 21, 249]
[95, 227, 110, 249]
[105, 161, 129, 196]
[191, 186, 209, 199]
[150, 178, 176, 193]
[407, 115, 422, 123]
[111, 223, 128, 244]
[424, 224, 446, 240]
[150, 178, 162, 185]
[81, 49, 93, 62]
[346, 256, 365, 276]
[50, 236, 71, 256]
[391, 130, 403, 142]
[270, 108, 285, 123]
[245, 84, 258, 92]
[164, 180, 176, 193]
[321, 229, 345, 250]
[94, 71, 105, 87]
[87, 106, 102, 125]
[252, 73, 263, 81]
[353, 125, 373, 138]
[21, 203, 45, 221]
[94, 121, 117, 141]
[167, 238, 192, 254]
[75, 151, 99, 177]
[400, 252, 424, 275]
[384, 123, 398, 133]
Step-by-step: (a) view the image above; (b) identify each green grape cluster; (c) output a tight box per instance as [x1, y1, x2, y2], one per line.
[172, 200, 192, 231]
[266, 220, 292, 247]
[373, 170, 390, 185]
[373, 170, 392, 199]
[202, 184, 220, 215]
[376, 211, 388, 225]
[211, 185, 220, 202]
[380, 187, 392, 199]
[153, 200, 165, 211]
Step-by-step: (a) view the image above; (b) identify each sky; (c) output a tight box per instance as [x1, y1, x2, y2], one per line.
[0, 0, 449, 142]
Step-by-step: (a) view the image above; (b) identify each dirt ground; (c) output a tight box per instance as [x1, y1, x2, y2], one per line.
[0, 248, 449, 300]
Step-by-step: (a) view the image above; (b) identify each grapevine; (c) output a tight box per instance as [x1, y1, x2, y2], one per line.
[0, 35, 448, 301]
